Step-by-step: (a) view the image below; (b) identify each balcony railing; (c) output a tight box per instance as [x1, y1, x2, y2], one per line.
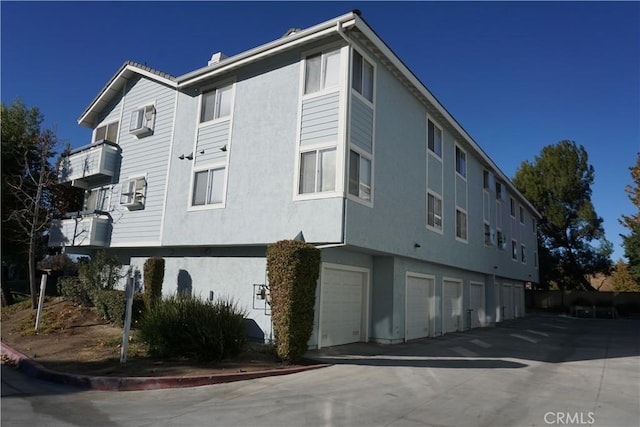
[58, 140, 121, 188]
[48, 211, 111, 248]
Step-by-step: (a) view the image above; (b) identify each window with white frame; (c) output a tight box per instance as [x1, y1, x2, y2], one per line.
[484, 222, 494, 246]
[455, 145, 466, 177]
[348, 150, 372, 201]
[192, 167, 225, 206]
[120, 177, 146, 210]
[483, 170, 491, 189]
[200, 84, 233, 123]
[511, 239, 518, 261]
[298, 148, 336, 194]
[304, 49, 340, 95]
[497, 230, 505, 250]
[94, 121, 119, 143]
[427, 118, 442, 158]
[495, 182, 503, 200]
[427, 192, 443, 231]
[521, 244, 527, 263]
[532, 218, 537, 233]
[510, 197, 516, 217]
[519, 205, 524, 224]
[456, 208, 467, 241]
[87, 186, 111, 212]
[352, 50, 374, 102]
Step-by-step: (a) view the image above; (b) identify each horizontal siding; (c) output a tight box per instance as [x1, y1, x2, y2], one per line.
[456, 175, 467, 210]
[97, 96, 122, 128]
[428, 156, 442, 194]
[109, 76, 176, 246]
[195, 121, 230, 167]
[300, 92, 339, 146]
[350, 95, 373, 153]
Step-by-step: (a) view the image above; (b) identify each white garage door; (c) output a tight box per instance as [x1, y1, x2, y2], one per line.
[469, 282, 485, 329]
[442, 280, 462, 334]
[406, 275, 434, 341]
[514, 284, 524, 317]
[503, 284, 513, 320]
[320, 266, 367, 348]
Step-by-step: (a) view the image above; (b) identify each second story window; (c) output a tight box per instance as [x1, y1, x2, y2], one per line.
[200, 84, 233, 123]
[192, 167, 225, 206]
[348, 150, 372, 201]
[352, 50, 374, 102]
[427, 192, 443, 231]
[298, 148, 336, 194]
[427, 118, 442, 158]
[94, 121, 119, 143]
[304, 49, 340, 95]
[455, 145, 466, 177]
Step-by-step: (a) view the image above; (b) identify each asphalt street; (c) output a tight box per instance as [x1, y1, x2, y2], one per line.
[2, 313, 639, 427]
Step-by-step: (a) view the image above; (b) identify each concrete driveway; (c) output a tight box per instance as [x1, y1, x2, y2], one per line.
[2, 313, 639, 427]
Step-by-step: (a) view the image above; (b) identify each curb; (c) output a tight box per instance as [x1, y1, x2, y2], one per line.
[1, 342, 330, 391]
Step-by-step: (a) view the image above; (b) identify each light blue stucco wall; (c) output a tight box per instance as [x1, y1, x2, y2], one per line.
[344, 41, 539, 286]
[161, 48, 344, 247]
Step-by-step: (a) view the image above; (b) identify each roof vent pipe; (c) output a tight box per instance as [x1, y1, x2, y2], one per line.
[208, 52, 228, 66]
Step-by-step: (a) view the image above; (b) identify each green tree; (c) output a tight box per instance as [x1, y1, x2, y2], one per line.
[513, 140, 612, 291]
[611, 261, 640, 292]
[619, 153, 640, 284]
[1, 99, 58, 308]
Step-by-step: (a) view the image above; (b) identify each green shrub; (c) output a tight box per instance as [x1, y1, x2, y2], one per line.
[138, 295, 247, 361]
[93, 289, 145, 327]
[58, 277, 92, 306]
[143, 257, 164, 309]
[38, 253, 78, 275]
[77, 250, 123, 292]
[266, 240, 320, 362]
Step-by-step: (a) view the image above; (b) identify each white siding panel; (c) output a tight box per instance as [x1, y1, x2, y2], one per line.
[456, 174, 467, 210]
[109, 76, 176, 246]
[427, 156, 442, 193]
[195, 121, 230, 167]
[300, 92, 340, 146]
[350, 95, 373, 153]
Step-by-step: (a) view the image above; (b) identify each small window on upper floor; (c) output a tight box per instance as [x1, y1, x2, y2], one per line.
[352, 50, 374, 102]
[304, 49, 340, 95]
[496, 182, 503, 200]
[349, 150, 372, 201]
[94, 121, 119, 143]
[519, 205, 524, 224]
[427, 192, 443, 231]
[427, 119, 442, 158]
[299, 148, 336, 194]
[456, 208, 468, 241]
[200, 84, 233, 123]
[483, 170, 490, 189]
[455, 145, 466, 178]
[510, 197, 516, 217]
[192, 167, 225, 206]
[532, 218, 537, 233]
[511, 239, 518, 261]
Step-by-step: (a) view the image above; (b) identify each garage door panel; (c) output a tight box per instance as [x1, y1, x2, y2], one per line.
[443, 281, 461, 334]
[320, 267, 366, 348]
[406, 276, 433, 341]
[469, 283, 485, 328]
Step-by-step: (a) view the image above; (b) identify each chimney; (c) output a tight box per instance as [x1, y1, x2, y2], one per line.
[208, 52, 228, 66]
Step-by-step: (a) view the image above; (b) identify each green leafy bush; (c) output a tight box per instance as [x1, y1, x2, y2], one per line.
[38, 253, 79, 275]
[77, 250, 123, 292]
[138, 295, 247, 361]
[143, 257, 164, 309]
[58, 277, 92, 306]
[93, 289, 145, 327]
[266, 240, 320, 362]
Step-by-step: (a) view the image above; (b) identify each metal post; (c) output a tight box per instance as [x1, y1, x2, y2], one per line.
[120, 277, 134, 364]
[34, 274, 48, 332]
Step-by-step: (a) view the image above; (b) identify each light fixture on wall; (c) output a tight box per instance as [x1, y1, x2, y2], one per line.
[178, 152, 194, 160]
[220, 145, 227, 152]
[414, 243, 421, 248]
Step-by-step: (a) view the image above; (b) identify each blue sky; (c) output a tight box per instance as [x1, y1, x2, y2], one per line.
[2, 1, 638, 262]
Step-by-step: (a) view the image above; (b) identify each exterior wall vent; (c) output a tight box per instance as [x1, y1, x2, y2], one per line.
[208, 52, 228, 66]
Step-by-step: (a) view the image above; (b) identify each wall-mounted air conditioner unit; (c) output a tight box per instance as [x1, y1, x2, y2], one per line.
[129, 105, 156, 137]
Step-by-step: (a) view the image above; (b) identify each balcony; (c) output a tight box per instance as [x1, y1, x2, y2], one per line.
[48, 211, 112, 248]
[58, 140, 121, 189]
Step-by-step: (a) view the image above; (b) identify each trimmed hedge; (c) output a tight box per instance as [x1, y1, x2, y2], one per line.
[93, 289, 145, 327]
[138, 295, 247, 361]
[143, 257, 165, 309]
[266, 240, 320, 362]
